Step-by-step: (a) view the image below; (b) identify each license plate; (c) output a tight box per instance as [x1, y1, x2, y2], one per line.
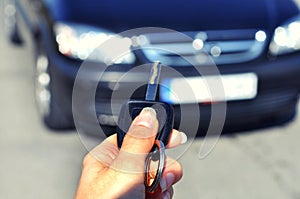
[160, 73, 258, 104]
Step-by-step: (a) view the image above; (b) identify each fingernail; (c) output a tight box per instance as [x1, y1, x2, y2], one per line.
[180, 131, 188, 144]
[134, 107, 157, 129]
[160, 173, 175, 192]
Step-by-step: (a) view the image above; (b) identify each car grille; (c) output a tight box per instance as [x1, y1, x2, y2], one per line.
[139, 29, 268, 66]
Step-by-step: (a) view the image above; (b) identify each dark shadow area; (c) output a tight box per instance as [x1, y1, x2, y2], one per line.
[195, 106, 297, 138]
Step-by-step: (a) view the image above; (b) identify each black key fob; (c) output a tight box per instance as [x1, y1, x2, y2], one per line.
[117, 100, 174, 148]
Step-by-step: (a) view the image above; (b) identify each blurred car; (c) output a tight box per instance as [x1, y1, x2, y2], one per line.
[5, 0, 300, 135]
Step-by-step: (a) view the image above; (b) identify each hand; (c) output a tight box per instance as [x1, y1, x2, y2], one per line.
[75, 107, 186, 199]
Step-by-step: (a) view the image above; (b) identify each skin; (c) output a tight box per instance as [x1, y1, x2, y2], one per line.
[75, 108, 185, 199]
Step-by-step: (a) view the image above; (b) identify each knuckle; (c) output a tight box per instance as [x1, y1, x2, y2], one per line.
[82, 153, 92, 168]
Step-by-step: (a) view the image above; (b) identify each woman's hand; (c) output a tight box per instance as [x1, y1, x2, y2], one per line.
[75, 107, 186, 199]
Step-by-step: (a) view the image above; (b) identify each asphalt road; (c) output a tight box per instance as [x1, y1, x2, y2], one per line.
[1, 2, 300, 199]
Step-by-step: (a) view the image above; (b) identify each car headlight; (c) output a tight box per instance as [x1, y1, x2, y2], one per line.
[269, 16, 300, 56]
[54, 22, 135, 64]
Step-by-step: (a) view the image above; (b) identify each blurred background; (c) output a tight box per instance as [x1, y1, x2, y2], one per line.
[1, 0, 300, 198]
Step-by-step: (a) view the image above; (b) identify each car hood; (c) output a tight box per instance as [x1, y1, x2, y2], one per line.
[44, 0, 299, 33]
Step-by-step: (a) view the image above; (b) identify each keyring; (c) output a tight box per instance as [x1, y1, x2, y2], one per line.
[144, 140, 166, 193]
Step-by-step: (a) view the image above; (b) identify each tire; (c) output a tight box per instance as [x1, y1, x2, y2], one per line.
[34, 48, 74, 130]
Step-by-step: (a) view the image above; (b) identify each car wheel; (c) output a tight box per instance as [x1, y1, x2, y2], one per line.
[34, 52, 74, 130]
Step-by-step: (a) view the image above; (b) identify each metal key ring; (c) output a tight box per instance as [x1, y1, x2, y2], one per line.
[144, 140, 166, 193]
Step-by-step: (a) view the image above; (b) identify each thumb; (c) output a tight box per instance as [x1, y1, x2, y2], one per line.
[120, 107, 159, 154]
[112, 107, 159, 173]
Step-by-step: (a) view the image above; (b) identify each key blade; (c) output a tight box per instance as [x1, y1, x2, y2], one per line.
[145, 61, 162, 101]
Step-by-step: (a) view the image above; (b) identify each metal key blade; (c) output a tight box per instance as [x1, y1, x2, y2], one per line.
[145, 61, 162, 101]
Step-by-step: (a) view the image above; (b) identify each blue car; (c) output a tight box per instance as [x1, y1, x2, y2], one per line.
[6, 0, 300, 136]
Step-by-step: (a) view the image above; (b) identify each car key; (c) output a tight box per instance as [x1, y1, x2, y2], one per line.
[116, 61, 174, 192]
[117, 61, 174, 149]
